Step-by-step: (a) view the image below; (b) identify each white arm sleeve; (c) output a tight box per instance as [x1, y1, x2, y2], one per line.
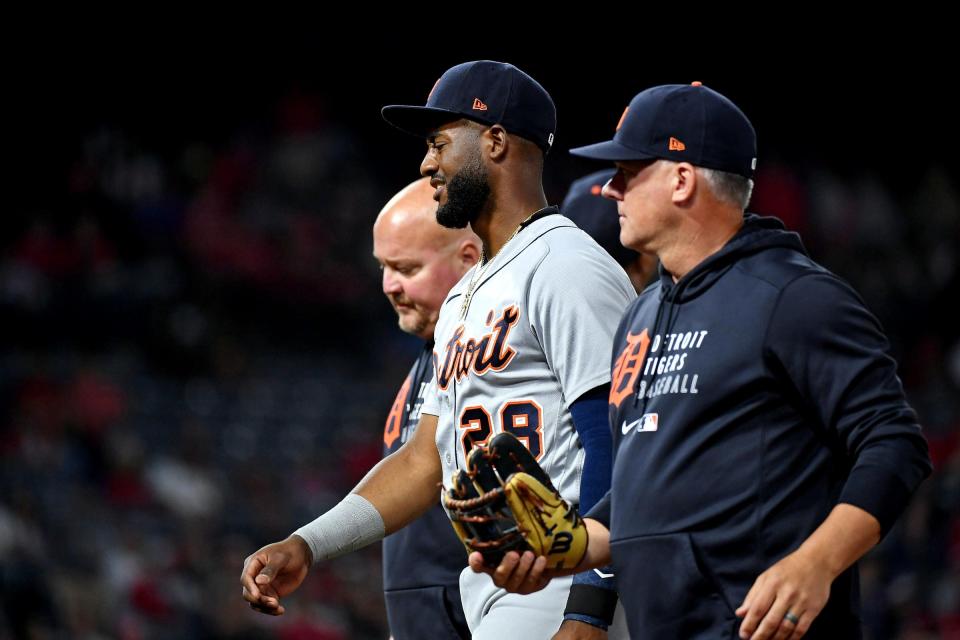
[292, 493, 385, 564]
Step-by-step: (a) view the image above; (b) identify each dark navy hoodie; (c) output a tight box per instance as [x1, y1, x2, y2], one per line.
[589, 214, 932, 639]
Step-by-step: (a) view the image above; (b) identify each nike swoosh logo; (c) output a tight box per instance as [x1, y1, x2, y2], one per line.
[621, 419, 641, 434]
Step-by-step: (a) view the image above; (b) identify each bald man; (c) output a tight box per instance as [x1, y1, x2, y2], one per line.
[373, 179, 480, 639]
[374, 178, 481, 342]
[242, 178, 479, 639]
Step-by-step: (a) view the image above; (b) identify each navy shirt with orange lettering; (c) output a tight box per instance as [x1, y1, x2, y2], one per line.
[589, 214, 932, 639]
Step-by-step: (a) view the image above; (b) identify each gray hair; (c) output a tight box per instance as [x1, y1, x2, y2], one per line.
[697, 167, 754, 210]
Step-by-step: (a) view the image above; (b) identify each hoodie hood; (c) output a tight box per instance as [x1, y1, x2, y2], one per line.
[632, 214, 807, 410]
[658, 214, 808, 303]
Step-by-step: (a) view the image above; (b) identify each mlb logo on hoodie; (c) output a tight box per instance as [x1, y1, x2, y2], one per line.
[621, 412, 659, 435]
[639, 413, 659, 432]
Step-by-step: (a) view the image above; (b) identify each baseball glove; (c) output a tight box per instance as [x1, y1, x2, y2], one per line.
[443, 432, 587, 569]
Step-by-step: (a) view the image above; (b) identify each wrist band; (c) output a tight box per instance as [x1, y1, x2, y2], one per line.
[293, 493, 385, 564]
[563, 584, 618, 626]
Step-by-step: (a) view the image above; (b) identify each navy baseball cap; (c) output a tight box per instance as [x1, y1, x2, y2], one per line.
[562, 169, 637, 268]
[382, 60, 557, 153]
[570, 82, 757, 178]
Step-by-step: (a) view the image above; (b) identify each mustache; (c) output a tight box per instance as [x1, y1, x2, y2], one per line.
[389, 294, 414, 307]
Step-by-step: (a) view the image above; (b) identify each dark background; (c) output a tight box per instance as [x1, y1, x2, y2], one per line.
[2, 38, 957, 639]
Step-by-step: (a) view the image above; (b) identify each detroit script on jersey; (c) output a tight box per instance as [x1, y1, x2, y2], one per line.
[434, 304, 544, 460]
[435, 305, 519, 390]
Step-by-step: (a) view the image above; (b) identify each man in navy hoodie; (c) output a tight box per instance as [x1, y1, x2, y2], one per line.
[470, 83, 932, 640]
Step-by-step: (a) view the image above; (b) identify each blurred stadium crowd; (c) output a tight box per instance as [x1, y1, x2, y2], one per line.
[1, 91, 957, 639]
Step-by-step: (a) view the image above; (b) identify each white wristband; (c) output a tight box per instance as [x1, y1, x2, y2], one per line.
[292, 493, 385, 564]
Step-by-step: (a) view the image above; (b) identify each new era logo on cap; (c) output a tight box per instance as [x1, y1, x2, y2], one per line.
[570, 82, 757, 178]
[472, 98, 488, 111]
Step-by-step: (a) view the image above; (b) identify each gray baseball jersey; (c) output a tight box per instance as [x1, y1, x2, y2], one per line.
[421, 208, 635, 638]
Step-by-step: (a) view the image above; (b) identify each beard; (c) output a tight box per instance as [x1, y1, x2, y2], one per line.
[389, 294, 434, 339]
[435, 151, 491, 229]
[397, 307, 430, 338]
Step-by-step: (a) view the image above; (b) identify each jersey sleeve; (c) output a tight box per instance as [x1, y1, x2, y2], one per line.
[764, 272, 932, 536]
[527, 236, 636, 408]
[420, 377, 440, 417]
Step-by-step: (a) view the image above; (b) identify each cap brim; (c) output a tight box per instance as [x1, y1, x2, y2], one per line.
[569, 139, 657, 162]
[381, 105, 465, 138]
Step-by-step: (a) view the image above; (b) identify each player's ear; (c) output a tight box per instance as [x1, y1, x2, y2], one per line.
[485, 125, 508, 161]
[671, 162, 697, 206]
[457, 239, 481, 270]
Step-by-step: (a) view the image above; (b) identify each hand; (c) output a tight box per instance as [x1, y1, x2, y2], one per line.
[551, 619, 608, 639]
[735, 548, 832, 639]
[467, 518, 612, 595]
[468, 549, 553, 595]
[240, 535, 313, 615]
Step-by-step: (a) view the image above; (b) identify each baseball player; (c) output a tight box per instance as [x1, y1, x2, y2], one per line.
[472, 82, 933, 640]
[375, 178, 480, 638]
[561, 168, 658, 293]
[240, 61, 635, 639]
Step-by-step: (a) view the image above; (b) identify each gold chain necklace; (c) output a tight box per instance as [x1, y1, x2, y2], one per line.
[459, 211, 538, 320]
